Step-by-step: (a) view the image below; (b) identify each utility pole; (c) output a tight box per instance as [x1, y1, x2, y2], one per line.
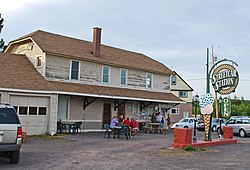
[212, 46, 219, 118]
[206, 48, 210, 93]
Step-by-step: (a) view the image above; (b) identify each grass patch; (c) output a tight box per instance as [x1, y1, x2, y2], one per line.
[156, 146, 209, 157]
[184, 146, 198, 152]
[28, 134, 67, 140]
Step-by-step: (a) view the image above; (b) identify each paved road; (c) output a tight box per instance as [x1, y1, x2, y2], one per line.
[1, 130, 250, 170]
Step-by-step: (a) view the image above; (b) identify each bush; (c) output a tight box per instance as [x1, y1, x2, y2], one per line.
[184, 146, 198, 152]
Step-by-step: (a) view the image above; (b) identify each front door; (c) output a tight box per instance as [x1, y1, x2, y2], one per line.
[103, 103, 111, 127]
[118, 103, 125, 119]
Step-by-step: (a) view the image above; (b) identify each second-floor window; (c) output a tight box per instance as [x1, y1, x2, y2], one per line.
[70, 60, 79, 80]
[102, 66, 109, 84]
[171, 75, 177, 85]
[179, 91, 188, 98]
[146, 73, 153, 88]
[120, 68, 127, 86]
[36, 56, 42, 67]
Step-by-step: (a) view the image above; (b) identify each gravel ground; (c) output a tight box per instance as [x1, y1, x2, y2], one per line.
[1, 130, 250, 170]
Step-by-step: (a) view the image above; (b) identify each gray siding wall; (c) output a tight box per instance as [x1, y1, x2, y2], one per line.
[45, 55, 171, 92]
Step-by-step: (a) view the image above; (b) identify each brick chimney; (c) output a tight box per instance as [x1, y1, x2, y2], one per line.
[92, 27, 102, 57]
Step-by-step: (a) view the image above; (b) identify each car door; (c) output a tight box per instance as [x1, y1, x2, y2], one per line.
[188, 119, 194, 128]
[226, 119, 237, 133]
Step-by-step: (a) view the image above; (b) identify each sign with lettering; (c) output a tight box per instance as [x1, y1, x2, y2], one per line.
[17, 43, 33, 54]
[212, 64, 239, 94]
[221, 97, 231, 116]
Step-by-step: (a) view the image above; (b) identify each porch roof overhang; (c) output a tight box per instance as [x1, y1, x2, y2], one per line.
[0, 82, 185, 104]
[49, 80, 185, 104]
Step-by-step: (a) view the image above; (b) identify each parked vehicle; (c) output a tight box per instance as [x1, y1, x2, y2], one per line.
[216, 116, 250, 138]
[197, 118, 228, 132]
[0, 103, 22, 164]
[171, 118, 197, 129]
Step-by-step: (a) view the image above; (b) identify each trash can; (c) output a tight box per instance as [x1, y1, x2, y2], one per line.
[138, 122, 145, 130]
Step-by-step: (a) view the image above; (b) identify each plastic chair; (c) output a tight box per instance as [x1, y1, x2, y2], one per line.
[57, 122, 66, 134]
[70, 121, 82, 133]
[104, 124, 111, 138]
[120, 126, 129, 140]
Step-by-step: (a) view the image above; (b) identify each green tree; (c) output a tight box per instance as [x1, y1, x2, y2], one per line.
[0, 13, 5, 51]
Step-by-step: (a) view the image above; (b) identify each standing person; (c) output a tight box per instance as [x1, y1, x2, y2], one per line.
[160, 117, 165, 128]
[156, 112, 162, 123]
[166, 114, 170, 130]
[151, 113, 156, 123]
[118, 114, 124, 125]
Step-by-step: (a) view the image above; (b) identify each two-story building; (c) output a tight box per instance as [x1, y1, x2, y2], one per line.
[0, 28, 185, 135]
[169, 71, 193, 123]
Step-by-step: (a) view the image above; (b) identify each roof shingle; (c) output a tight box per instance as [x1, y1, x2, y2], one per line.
[10, 30, 174, 75]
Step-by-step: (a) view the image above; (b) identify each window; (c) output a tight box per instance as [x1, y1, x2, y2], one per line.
[120, 68, 127, 85]
[170, 108, 179, 115]
[179, 91, 188, 98]
[171, 75, 177, 85]
[70, 60, 80, 80]
[19, 106, 28, 115]
[38, 107, 47, 115]
[102, 66, 110, 84]
[36, 56, 42, 67]
[29, 107, 37, 115]
[13, 106, 18, 113]
[146, 73, 153, 88]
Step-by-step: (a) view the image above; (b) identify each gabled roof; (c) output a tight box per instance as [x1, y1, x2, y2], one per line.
[7, 30, 174, 75]
[171, 71, 193, 91]
[0, 53, 183, 103]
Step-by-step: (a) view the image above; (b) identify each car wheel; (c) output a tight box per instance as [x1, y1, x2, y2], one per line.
[9, 151, 20, 164]
[184, 126, 188, 129]
[212, 126, 216, 132]
[239, 129, 246, 138]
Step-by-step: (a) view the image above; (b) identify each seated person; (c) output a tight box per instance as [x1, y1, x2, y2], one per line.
[130, 117, 138, 135]
[123, 117, 131, 127]
[110, 116, 118, 128]
[110, 116, 119, 138]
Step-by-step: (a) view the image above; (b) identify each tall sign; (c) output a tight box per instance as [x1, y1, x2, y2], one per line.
[204, 58, 239, 141]
[211, 64, 239, 95]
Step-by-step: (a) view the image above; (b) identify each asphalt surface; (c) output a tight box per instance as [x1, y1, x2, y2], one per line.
[1, 130, 250, 170]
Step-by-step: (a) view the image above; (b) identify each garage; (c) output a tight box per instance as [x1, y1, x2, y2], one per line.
[9, 95, 50, 135]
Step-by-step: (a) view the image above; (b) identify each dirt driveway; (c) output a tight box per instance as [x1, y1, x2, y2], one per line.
[1, 130, 250, 170]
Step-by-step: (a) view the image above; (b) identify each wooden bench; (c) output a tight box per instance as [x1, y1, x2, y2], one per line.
[144, 127, 152, 133]
[159, 127, 168, 134]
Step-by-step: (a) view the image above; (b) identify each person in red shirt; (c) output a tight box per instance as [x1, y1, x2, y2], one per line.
[123, 117, 131, 127]
[130, 117, 138, 135]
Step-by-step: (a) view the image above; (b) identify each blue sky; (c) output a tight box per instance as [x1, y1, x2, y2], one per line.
[1, 0, 250, 99]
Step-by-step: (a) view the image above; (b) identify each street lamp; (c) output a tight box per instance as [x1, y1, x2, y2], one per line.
[218, 96, 223, 139]
[193, 94, 199, 143]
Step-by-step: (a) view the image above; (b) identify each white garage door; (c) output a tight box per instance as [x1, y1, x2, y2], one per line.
[10, 95, 49, 135]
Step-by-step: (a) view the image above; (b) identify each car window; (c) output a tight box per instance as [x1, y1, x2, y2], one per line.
[0, 108, 20, 124]
[236, 119, 243, 124]
[242, 119, 250, 124]
[189, 119, 193, 123]
[180, 119, 188, 123]
[227, 119, 235, 124]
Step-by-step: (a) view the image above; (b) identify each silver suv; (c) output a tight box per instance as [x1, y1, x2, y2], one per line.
[0, 103, 22, 164]
[217, 116, 250, 138]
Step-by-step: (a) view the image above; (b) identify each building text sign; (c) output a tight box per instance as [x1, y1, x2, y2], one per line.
[212, 64, 239, 95]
